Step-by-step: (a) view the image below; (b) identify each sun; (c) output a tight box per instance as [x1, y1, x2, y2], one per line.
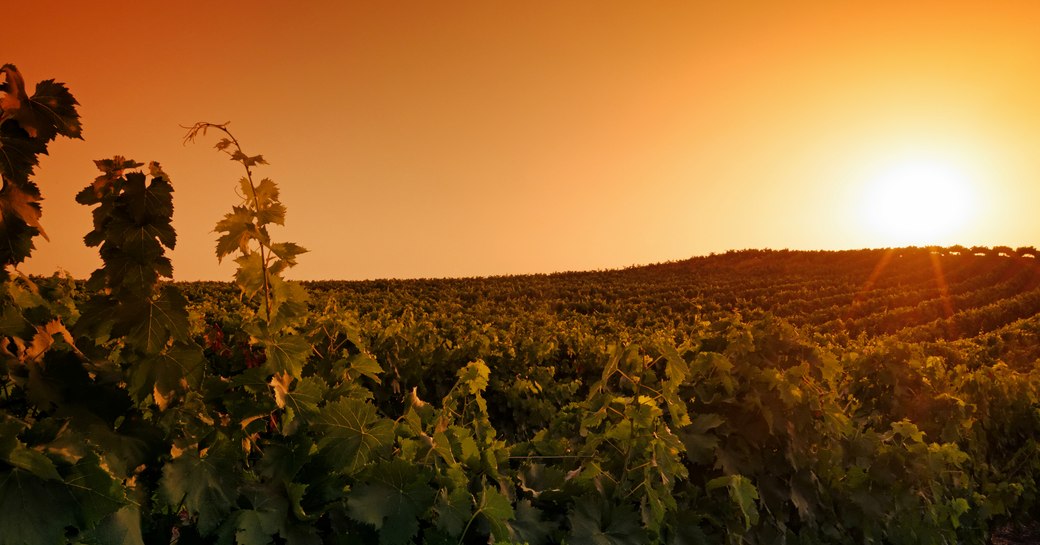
[861, 158, 976, 246]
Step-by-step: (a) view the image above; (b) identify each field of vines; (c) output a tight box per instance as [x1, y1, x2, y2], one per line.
[3, 64, 1040, 545]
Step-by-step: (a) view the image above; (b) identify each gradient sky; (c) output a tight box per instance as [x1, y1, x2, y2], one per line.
[7, 1, 1040, 280]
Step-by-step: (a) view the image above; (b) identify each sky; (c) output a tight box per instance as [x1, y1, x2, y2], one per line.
[6, 1, 1040, 280]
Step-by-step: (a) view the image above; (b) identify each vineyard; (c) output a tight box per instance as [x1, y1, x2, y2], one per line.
[3, 64, 1040, 545]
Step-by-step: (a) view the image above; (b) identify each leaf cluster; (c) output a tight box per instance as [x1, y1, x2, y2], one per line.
[0, 64, 81, 270]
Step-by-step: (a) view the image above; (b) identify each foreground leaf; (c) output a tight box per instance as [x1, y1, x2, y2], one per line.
[313, 398, 395, 474]
[0, 469, 77, 545]
[346, 460, 435, 545]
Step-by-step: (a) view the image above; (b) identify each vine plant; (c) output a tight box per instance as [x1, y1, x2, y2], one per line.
[183, 121, 307, 328]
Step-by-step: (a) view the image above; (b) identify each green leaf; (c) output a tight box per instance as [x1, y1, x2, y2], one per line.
[678, 413, 724, 465]
[128, 342, 205, 406]
[346, 352, 383, 384]
[0, 114, 46, 184]
[218, 486, 288, 545]
[26, 78, 83, 141]
[118, 286, 191, 354]
[0, 416, 61, 481]
[313, 398, 395, 474]
[215, 206, 257, 260]
[267, 277, 310, 330]
[231, 151, 267, 168]
[281, 523, 321, 545]
[707, 475, 759, 530]
[234, 251, 266, 299]
[258, 438, 314, 485]
[434, 487, 471, 537]
[0, 468, 77, 545]
[508, 499, 551, 545]
[1, 65, 81, 143]
[476, 485, 514, 542]
[667, 521, 710, 545]
[0, 208, 39, 268]
[121, 171, 174, 233]
[258, 334, 312, 378]
[282, 376, 327, 421]
[248, 178, 280, 211]
[91, 505, 145, 545]
[222, 509, 275, 545]
[457, 360, 490, 395]
[256, 201, 286, 228]
[346, 460, 435, 545]
[567, 497, 645, 545]
[269, 242, 307, 268]
[65, 454, 128, 529]
[160, 446, 239, 534]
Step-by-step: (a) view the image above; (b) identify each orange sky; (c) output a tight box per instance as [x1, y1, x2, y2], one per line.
[7, 1, 1040, 280]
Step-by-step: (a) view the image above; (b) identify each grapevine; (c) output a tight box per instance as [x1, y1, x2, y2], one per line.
[1, 63, 1039, 545]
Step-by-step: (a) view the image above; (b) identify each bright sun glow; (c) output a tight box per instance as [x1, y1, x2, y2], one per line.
[861, 158, 976, 246]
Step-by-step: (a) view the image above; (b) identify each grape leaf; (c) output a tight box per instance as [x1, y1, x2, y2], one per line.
[313, 398, 395, 474]
[128, 342, 205, 406]
[118, 287, 191, 354]
[91, 505, 145, 545]
[269, 242, 307, 268]
[78, 156, 142, 202]
[281, 375, 327, 421]
[345, 352, 383, 384]
[220, 510, 276, 545]
[0, 204, 38, 268]
[160, 446, 239, 534]
[508, 499, 551, 545]
[0, 120, 44, 185]
[475, 485, 514, 542]
[216, 205, 258, 260]
[267, 276, 310, 330]
[231, 151, 267, 168]
[707, 475, 759, 530]
[346, 460, 435, 545]
[218, 486, 288, 545]
[0, 65, 81, 142]
[433, 487, 471, 536]
[257, 333, 311, 378]
[121, 172, 174, 240]
[281, 523, 321, 545]
[567, 497, 646, 545]
[65, 453, 127, 529]
[0, 415, 61, 481]
[28, 79, 82, 140]
[234, 251, 266, 298]
[247, 178, 286, 227]
[0, 468, 77, 545]
[0, 65, 29, 129]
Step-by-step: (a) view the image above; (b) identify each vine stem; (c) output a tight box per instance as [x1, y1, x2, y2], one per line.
[184, 122, 272, 322]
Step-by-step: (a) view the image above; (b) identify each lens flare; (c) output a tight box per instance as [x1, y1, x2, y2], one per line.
[862, 159, 975, 245]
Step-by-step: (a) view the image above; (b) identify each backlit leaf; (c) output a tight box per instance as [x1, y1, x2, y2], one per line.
[216, 206, 258, 260]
